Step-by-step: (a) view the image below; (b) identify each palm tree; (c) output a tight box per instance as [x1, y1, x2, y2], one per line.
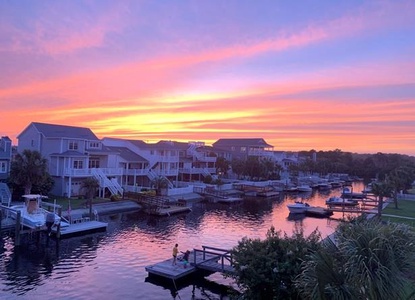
[388, 166, 415, 208]
[151, 176, 169, 196]
[81, 177, 99, 218]
[371, 180, 393, 217]
[10, 149, 49, 195]
[296, 219, 415, 300]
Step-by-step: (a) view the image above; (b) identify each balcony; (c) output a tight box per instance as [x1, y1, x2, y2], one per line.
[63, 167, 124, 177]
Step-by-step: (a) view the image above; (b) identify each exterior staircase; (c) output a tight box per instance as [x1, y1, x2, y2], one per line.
[91, 168, 123, 196]
[147, 169, 174, 189]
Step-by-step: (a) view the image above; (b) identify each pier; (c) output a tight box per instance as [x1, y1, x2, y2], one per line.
[1, 203, 108, 244]
[145, 246, 235, 280]
[137, 195, 192, 216]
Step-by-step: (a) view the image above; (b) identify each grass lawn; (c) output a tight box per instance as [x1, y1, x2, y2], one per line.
[43, 197, 111, 210]
[382, 199, 415, 227]
[383, 199, 415, 218]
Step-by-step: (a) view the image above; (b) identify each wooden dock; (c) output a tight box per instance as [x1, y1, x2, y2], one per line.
[138, 195, 192, 216]
[148, 205, 192, 216]
[306, 206, 333, 218]
[52, 220, 108, 237]
[145, 246, 235, 280]
[257, 191, 280, 198]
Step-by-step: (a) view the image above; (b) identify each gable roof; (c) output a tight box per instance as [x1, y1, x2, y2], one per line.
[213, 138, 273, 148]
[21, 122, 99, 140]
[106, 146, 147, 162]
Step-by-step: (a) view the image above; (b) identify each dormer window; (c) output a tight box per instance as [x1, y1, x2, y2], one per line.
[69, 141, 78, 150]
[89, 142, 100, 148]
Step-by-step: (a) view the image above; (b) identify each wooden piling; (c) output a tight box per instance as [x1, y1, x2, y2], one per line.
[15, 211, 21, 246]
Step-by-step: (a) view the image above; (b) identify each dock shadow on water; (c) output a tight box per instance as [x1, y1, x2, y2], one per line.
[145, 272, 241, 300]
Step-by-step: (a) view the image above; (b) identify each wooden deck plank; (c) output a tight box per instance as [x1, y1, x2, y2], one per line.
[146, 205, 192, 216]
[145, 251, 223, 280]
[53, 221, 108, 236]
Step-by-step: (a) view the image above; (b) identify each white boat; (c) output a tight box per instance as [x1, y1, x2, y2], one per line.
[325, 196, 358, 207]
[287, 201, 310, 214]
[297, 185, 312, 192]
[10, 194, 62, 229]
[318, 182, 331, 190]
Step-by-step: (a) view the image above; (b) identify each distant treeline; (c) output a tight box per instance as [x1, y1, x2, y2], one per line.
[297, 149, 415, 181]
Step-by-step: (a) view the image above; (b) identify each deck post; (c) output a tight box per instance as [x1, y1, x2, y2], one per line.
[56, 222, 61, 239]
[14, 211, 21, 246]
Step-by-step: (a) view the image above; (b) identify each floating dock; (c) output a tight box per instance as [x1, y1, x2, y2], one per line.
[53, 220, 107, 237]
[146, 246, 235, 280]
[305, 206, 333, 218]
[257, 191, 280, 197]
[147, 205, 192, 216]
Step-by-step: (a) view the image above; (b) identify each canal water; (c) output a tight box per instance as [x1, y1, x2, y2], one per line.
[0, 182, 364, 300]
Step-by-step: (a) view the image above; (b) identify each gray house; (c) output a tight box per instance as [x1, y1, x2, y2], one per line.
[17, 122, 123, 198]
[0, 136, 12, 181]
[212, 138, 274, 160]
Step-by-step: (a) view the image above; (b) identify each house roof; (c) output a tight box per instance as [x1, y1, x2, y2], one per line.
[106, 146, 147, 162]
[21, 122, 99, 140]
[213, 138, 273, 148]
[49, 150, 87, 157]
[138, 140, 189, 150]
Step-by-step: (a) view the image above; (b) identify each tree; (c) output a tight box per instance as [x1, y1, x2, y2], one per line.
[244, 157, 262, 181]
[231, 159, 245, 179]
[295, 218, 415, 300]
[216, 157, 230, 176]
[388, 166, 415, 208]
[10, 149, 50, 195]
[81, 177, 99, 218]
[371, 180, 393, 217]
[230, 226, 321, 299]
[151, 176, 169, 196]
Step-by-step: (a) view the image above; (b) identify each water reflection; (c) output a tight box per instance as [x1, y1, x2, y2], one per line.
[0, 182, 364, 299]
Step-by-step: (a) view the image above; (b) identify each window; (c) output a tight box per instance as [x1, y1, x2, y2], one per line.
[73, 160, 83, 169]
[0, 161, 6, 173]
[89, 142, 100, 148]
[31, 140, 35, 146]
[89, 159, 100, 168]
[231, 146, 235, 151]
[241, 147, 246, 152]
[69, 141, 79, 150]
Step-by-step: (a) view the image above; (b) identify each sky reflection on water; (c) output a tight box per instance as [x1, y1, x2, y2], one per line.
[0, 182, 364, 299]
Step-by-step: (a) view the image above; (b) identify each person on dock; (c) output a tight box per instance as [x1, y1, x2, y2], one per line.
[181, 250, 190, 268]
[172, 244, 178, 266]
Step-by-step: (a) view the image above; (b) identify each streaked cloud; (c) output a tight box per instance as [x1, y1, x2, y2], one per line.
[0, 0, 414, 155]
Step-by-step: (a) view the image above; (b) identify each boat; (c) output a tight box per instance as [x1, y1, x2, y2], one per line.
[297, 185, 312, 192]
[287, 201, 310, 214]
[325, 196, 358, 207]
[318, 182, 331, 190]
[341, 187, 366, 199]
[10, 194, 63, 229]
[283, 184, 298, 192]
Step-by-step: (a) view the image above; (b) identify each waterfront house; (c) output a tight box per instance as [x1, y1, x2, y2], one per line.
[180, 141, 217, 182]
[0, 136, 12, 181]
[103, 138, 218, 190]
[212, 138, 274, 160]
[17, 122, 123, 198]
[16, 122, 218, 197]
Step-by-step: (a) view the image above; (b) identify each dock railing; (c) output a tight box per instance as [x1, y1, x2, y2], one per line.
[192, 245, 235, 274]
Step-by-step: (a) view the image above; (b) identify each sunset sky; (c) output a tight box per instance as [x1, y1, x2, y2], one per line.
[1, 0, 415, 155]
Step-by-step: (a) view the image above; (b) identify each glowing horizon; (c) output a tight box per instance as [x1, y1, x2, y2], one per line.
[1, 1, 415, 155]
